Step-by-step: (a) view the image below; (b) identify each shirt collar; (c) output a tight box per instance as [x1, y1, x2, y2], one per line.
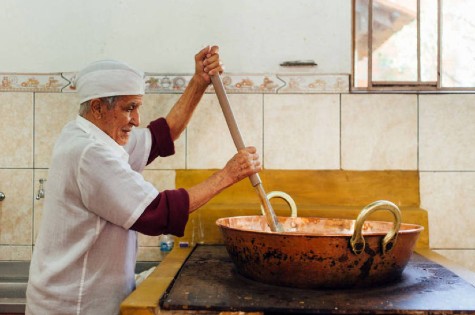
[75, 115, 129, 160]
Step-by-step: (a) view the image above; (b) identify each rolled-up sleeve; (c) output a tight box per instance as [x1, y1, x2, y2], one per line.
[147, 118, 175, 165]
[130, 188, 190, 237]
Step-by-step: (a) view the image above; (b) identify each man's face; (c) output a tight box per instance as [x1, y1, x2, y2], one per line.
[100, 95, 143, 145]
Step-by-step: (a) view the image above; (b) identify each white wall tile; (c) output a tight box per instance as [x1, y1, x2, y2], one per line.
[0, 245, 32, 260]
[0, 169, 33, 245]
[420, 172, 475, 248]
[341, 94, 418, 170]
[434, 249, 475, 273]
[187, 94, 263, 169]
[142, 94, 185, 169]
[0, 93, 33, 168]
[34, 93, 79, 168]
[142, 169, 176, 191]
[264, 94, 340, 169]
[420, 94, 475, 171]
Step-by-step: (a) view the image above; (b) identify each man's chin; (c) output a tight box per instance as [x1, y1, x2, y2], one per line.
[117, 135, 130, 146]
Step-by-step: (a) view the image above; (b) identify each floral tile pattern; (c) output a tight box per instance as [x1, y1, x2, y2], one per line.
[0, 73, 69, 92]
[144, 74, 193, 93]
[210, 74, 285, 93]
[277, 74, 349, 93]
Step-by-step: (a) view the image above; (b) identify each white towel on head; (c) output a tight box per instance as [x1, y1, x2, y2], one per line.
[73, 60, 145, 104]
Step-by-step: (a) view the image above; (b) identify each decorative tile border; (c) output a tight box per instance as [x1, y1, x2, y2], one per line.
[277, 74, 349, 93]
[144, 74, 194, 94]
[0, 72, 349, 94]
[61, 72, 76, 93]
[0, 73, 69, 92]
[211, 74, 285, 94]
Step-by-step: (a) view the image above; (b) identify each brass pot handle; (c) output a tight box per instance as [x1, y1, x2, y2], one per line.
[350, 200, 401, 255]
[260, 191, 298, 218]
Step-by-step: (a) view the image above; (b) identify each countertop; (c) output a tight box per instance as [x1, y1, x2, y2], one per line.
[120, 247, 475, 315]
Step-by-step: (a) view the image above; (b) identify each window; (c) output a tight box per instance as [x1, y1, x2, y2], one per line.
[353, 0, 475, 91]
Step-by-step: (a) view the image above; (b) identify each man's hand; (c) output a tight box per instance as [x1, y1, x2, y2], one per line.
[194, 45, 223, 86]
[186, 146, 262, 212]
[222, 146, 262, 185]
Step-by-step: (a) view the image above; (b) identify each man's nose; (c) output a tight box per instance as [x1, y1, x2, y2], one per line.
[131, 110, 140, 127]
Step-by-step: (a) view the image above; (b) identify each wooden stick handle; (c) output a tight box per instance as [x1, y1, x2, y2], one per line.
[211, 74, 283, 232]
[210, 74, 261, 187]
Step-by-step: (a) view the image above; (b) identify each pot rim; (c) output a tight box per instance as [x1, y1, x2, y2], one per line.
[216, 215, 424, 237]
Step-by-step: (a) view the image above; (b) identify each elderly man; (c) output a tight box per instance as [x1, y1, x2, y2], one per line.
[26, 46, 261, 315]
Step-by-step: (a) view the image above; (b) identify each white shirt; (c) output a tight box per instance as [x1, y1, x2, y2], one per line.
[26, 116, 158, 315]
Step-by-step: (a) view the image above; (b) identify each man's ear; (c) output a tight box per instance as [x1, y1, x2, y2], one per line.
[90, 99, 102, 119]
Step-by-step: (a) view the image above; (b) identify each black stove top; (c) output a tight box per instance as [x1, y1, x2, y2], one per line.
[160, 245, 475, 314]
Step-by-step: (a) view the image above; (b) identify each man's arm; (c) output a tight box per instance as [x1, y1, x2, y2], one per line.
[166, 45, 222, 141]
[131, 146, 261, 236]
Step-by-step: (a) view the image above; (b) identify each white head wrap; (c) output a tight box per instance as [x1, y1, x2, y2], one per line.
[73, 60, 145, 104]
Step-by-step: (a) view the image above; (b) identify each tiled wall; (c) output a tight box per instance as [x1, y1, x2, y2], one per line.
[0, 78, 474, 272]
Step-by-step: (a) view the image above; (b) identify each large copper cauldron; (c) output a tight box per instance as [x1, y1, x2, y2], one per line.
[216, 200, 424, 289]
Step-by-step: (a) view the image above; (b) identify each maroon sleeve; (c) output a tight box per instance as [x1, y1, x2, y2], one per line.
[147, 117, 175, 165]
[130, 188, 190, 236]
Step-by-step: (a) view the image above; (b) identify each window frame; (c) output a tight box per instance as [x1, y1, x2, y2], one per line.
[351, 0, 475, 92]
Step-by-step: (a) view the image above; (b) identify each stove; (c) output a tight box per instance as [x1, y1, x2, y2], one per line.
[160, 245, 475, 314]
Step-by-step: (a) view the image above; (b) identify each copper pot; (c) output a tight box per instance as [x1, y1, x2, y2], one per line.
[216, 200, 423, 289]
